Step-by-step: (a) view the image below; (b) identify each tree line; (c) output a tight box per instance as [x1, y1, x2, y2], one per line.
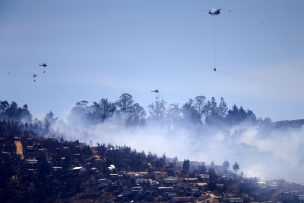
[0, 101, 32, 123]
[69, 93, 261, 127]
[1, 93, 269, 128]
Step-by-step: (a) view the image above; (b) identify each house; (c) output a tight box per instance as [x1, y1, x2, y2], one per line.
[135, 178, 149, 185]
[199, 173, 210, 180]
[163, 177, 179, 184]
[216, 183, 225, 189]
[149, 179, 159, 186]
[70, 166, 86, 174]
[109, 173, 120, 180]
[136, 171, 149, 177]
[172, 196, 194, 202]
[297, 195, 304, 201]
[52, 166, 63, 172]
[108, 164, 116, 171]
[153, 171, 162, 180]
[167, 168, 175, 177]
[187, 187, 200, 196]
[228, 197, 244, 203]
[158, 186, 174, 191]
[184, 177, 198, 183]
[158, 186, 176, 197]
[27, 168, 38, 175]
[131, 186, 143, 194]
[127, 171, 148, 178]
[196, 182, 208, 189]
[26, 158, 38, 168]
[98, 178, 110, 187]
[72, 166, 83, 170]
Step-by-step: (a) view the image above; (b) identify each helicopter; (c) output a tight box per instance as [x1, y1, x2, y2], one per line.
[151, 89, 159, 93]
[32, 74, 37, 82]
[39, 63, 47, 67]
[39, 63, 47, 73]
[208, 8, 221, 16]
[207, 8, 230, 71]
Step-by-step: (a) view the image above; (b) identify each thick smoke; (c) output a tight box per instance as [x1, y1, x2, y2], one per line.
[52, 113, 304, 185]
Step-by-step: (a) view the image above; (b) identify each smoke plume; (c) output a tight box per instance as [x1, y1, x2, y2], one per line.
[53, 114, 304, 184]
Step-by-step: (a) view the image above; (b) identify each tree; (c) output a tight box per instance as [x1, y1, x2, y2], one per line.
[263, 117, 272, 125]
[210, 97, 218, 114]
[193, 96, 207, 122]
[167, 104, 183, 128]
[210, 161, 215, 168]
[70, 100, 89, 123]
[197, 164, 207, 174]
[182, 99, 201, 126]
[89, 99, 116, 123]
[72, 100, 89, 116]
[205, 97, 222, 124]
[223, 160, 230, 171]
[37, 154, 50, 177]
[6, 102, 18, 120]
[98, 98, 116, 121]
[226, 104, 239, 123]
[0, 101, 32, 122]
[238, 106, 247, 121]
[208, 167, 217, 181]
[233, 162, 240, 173]
[182, 159, 190, 176]
[207, 167, 217, 190]
[148, 98, 167, 123]
[18, 104, 32, 122]
[115, 93, 134, 112]
[128, 103, 146, 125]
[115, 94, 146, 125]
[246, 109, 256, 122]
[226, 104, 257, 125]
[88, 102, 102, 123]
[0, 101, 9, 115]
[226, 104, 244, 124]
[44, 111, 57, 131]
[218, 97, 228, 118]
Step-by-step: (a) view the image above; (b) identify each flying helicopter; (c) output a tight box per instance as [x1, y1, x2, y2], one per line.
[151, 89, 160, 101]
[208, 8, 231, 15]
[206, 8, 231, 71]
[151, 89, 159, 93]
[39, 63, 47, 67]
[32, 74, 37, 82]
[39, 63, 47, 73]
[208, 8, 221, 16]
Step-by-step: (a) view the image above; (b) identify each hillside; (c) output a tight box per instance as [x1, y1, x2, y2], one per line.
[1, 120, 304, 202]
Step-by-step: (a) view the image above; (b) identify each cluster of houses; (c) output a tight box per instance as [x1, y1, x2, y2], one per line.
[1, 132, 304, 202]
[95, 169, 249, 202]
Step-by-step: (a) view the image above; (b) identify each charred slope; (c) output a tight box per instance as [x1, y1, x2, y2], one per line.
[1, 120, 304, 202]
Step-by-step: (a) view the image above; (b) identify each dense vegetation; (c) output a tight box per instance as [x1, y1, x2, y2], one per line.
[1, 94, 263, 131]
[70, 93, 260, 127]
[0, 101, 32, 123]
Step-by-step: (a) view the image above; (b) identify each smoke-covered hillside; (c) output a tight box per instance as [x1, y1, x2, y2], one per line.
[1, 120, 304, 202]
[1, 94, 304, 185]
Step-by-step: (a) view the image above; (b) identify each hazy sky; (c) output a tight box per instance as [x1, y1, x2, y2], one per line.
[1, 0, 304, 121]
